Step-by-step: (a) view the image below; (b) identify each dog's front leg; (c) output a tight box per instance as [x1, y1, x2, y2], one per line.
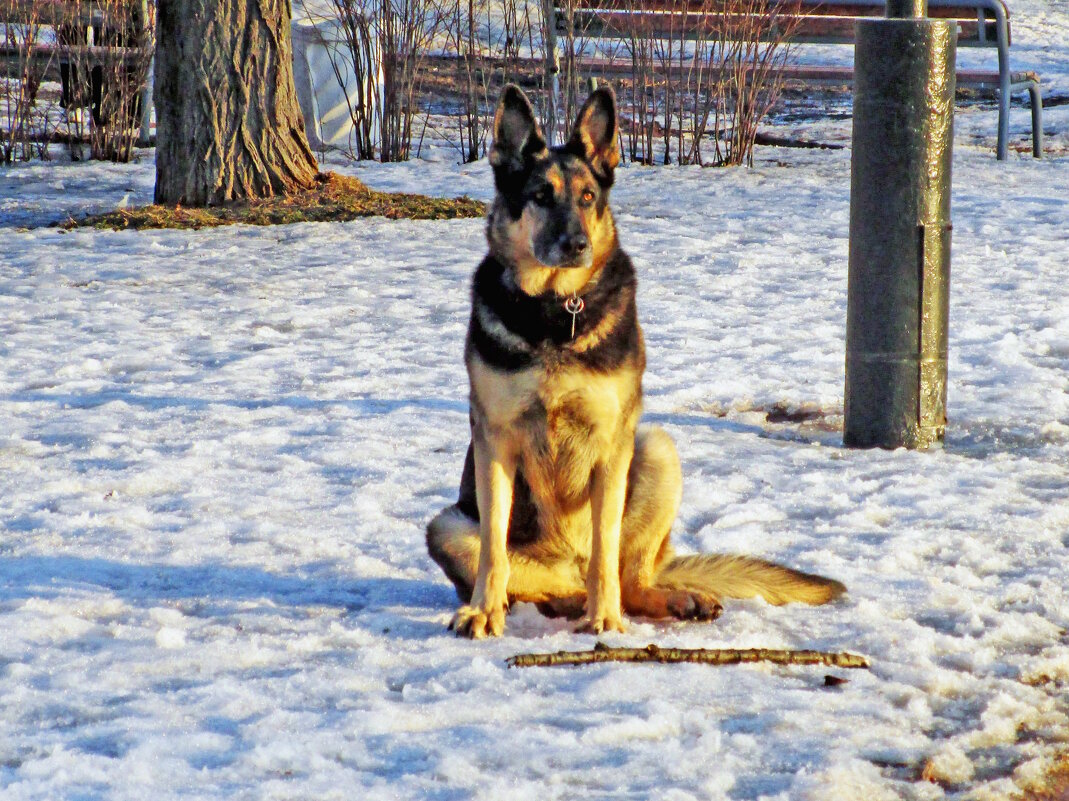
[578, 447, 633, 634]
[450, 434, 515, 638]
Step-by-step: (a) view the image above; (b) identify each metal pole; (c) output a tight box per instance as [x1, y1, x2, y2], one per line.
[843, 1, 956, 449]
[139, 57, 154, 146]
[138, 0, 153, 146]
[885, 0, 928, 16]
[541, 0, 559, 145]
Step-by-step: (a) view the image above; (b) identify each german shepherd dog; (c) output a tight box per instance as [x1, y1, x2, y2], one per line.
[427, 85, 845, 637]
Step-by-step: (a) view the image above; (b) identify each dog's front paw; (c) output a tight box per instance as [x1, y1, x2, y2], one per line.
[449, 603, 506, 639]
[575, 608, 627, 635]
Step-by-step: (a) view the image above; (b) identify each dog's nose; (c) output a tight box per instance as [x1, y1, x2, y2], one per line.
[560, 233, 589, 258]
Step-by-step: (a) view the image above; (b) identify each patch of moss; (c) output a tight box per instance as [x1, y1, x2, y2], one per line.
[62, 172, 485, 231]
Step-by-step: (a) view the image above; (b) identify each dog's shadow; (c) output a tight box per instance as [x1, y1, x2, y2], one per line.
[0, 554, 459, 639]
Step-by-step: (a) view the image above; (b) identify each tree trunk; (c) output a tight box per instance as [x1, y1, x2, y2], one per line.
[154, 0, 318, 205]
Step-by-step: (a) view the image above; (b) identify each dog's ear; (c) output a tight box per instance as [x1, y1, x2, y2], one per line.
[489, 85, 547, 178]
[566, 86, 619, 183]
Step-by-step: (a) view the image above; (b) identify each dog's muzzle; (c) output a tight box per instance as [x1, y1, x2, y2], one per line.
[546, 233, 591, 269]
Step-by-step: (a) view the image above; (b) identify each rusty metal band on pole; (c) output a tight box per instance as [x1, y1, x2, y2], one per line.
[844, 10, 956, 449]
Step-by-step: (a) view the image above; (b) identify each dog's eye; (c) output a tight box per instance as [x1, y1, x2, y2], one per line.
[579, 189, 596, 206]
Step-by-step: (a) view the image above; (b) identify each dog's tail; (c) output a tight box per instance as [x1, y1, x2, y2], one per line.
[654, 553, 845, 606]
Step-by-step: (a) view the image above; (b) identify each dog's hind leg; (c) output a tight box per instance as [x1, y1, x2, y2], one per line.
[619, 426, 723, 621]
[426, 505, 481, 603]
[614, 427, 844, 615]
[426, 504, 585, 610]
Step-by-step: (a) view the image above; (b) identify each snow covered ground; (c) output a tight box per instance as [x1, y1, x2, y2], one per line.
[2, 6, 1069, 798]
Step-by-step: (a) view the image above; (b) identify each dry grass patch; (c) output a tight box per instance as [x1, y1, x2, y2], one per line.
[62, 172, 485, 230]
[1021, 756, 1069, 801]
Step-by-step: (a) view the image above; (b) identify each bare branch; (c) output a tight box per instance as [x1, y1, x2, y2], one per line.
[507, 642, 871, 670]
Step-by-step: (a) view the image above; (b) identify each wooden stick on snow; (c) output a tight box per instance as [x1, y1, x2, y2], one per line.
[506, 642, 870, 670]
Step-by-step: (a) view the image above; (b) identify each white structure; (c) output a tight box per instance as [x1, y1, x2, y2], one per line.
[290, 17, 382, 154]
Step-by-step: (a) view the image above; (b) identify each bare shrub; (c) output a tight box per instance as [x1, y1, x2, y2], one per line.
[92, 0, 154, 161]
[319, 0, 442, 162]
[440, 0, 491, 162]
[0, 0, 55, 162]
[318, 0, 379, 160]
[577, 0, 800, 166]
[321, 0, 534, 164]
[431, 0, 536, 162]
[616, 0, 660, 163]
[551, 0, 627, 144]
[556, 0, 591, 141]
[705, 0, 801, 166]
[59, 0, 154, 163]
[377, 0, 444, 162]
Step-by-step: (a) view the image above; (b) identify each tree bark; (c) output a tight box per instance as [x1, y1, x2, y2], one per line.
[154, 0, 318, 205]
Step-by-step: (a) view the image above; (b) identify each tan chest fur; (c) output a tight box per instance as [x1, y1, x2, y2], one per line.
[468, 352, 642, 523]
